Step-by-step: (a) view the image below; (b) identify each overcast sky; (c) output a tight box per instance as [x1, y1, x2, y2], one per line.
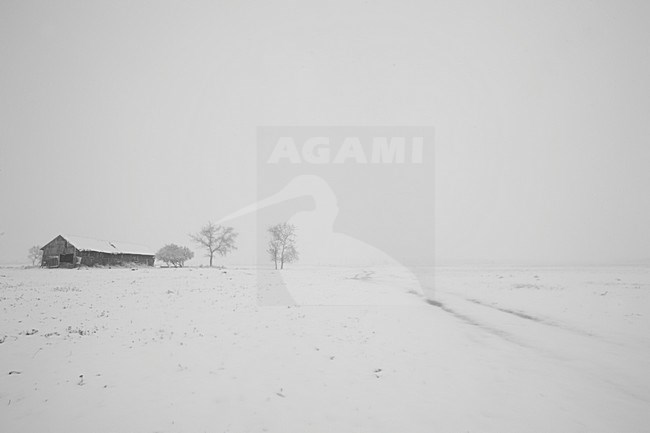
[1, 0, 649, 266]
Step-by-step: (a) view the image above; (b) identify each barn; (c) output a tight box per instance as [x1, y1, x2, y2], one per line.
[41, 234, 155, 268]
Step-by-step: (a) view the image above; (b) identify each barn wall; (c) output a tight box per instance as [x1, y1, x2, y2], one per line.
[41, 236, 77, 267]
[78, 251, 154, 267]
[41, 236, 155, 267]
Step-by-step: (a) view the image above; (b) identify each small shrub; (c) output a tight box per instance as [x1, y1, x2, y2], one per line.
[156, 244, 194, 268]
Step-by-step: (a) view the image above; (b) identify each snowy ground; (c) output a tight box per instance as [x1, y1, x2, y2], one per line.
[1, 265, 649, 432]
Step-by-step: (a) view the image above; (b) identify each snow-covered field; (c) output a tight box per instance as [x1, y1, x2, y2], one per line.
[1, 265, 649, 432]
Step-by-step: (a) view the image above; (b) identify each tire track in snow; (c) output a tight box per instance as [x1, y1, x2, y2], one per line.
[424, 298, 526, 346]
[461, 297, 600, 339]
[427, 295, 650, 404]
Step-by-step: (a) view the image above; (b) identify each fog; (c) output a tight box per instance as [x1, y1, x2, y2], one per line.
[1, 0, 649, 265]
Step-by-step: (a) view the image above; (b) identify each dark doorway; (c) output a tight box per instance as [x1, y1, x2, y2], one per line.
[60, 253, 74, 264]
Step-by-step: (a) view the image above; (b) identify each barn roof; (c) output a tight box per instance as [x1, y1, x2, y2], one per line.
[59, 234, 154, 256]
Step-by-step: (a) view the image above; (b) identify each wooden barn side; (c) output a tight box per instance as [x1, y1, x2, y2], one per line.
[41, 235, 78, 268]
[40, 234, 155, 268]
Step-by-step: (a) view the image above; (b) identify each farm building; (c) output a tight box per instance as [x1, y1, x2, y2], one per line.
[41, 234, 155, 268]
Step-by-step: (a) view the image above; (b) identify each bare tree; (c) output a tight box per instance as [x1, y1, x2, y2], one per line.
[190, 222, 237, 267]
[28, 245, 42, 266]
[267, 222, 298, 270]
